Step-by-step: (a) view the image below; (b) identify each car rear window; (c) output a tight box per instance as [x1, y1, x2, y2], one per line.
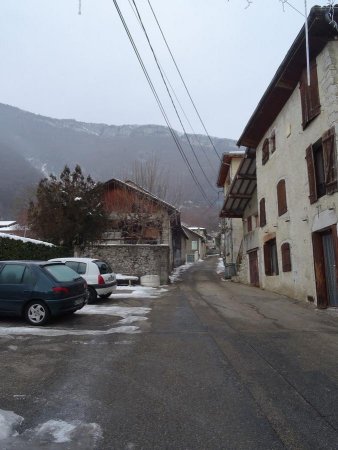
[94, 260, 113, 274]
[44, 264, 81, 282]
[64, 261, 87, 275]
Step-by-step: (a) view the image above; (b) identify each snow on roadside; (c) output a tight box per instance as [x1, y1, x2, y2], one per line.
[0, 409, 23, 440]
[216, 258, 225, 274]
[169, 263, 193, 283]
[0, 412, 102, 447]
[0, 325, 139, 337]
[78, 305, 151, 325]
[113, 285, 167, 299]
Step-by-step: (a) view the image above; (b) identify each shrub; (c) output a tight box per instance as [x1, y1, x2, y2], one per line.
[0, 237, 71, 261]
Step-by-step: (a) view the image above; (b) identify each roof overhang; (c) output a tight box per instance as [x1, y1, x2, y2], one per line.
[237, 6, 338, 149]
[216, 151, 245, 187]
[220, 148, 256, 218]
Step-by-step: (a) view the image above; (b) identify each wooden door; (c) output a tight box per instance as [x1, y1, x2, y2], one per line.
[248, 250, 259, 287]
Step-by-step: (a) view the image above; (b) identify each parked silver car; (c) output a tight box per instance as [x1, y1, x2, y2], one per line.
[49, 258, 117, 303]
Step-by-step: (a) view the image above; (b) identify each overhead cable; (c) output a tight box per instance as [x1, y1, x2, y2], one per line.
[146, 0, 222, 162]
[111, 0, 213, 205]
[130, 0, 217, 192]
[127, 0, 218, 178]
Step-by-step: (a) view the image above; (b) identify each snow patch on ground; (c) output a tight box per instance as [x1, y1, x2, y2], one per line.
[0, 413, 102, 448]
[216, 258, 225, 274]
[169, 263, 193, 283]
[78, 305, 151, 326]
[34, 420, 102, 444]
[0, 325, 139, 337]
[113, 285, 167, 298]
[0, 409, 23, 440]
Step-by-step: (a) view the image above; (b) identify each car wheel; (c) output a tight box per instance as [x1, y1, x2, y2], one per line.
[25, 301, 50, 326]
[87, 287, 97, 303]
[99, 293, 111, 299]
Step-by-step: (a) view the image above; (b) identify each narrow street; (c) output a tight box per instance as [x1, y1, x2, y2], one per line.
[2, 256, 338, 449]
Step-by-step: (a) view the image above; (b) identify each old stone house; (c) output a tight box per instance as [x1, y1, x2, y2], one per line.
[84, 178, 185, 284]
[221, 6, 338, 307]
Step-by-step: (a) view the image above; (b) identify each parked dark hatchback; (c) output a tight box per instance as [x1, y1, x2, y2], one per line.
[0, 261, 87, 325]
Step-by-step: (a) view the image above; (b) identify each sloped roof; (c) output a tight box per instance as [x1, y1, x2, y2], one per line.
[104, 178, 178, 214]
[220, 148, 256, 218]
[216, 151, 245, 188]
[237, 6, 338, 148]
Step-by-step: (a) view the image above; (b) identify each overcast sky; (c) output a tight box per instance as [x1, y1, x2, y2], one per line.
[0, 0, 330, 140]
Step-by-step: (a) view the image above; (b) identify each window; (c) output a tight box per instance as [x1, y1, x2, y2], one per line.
[259, 198, 266, 227]
[262, 138, 269, 165]
[299, 61, 321, 129]
[270, 131, 276, 153]
[277, 179, 287, 216]
[0, 264, 26, 284]
[94, 261, 113, 274]
[247, 216, 252, 232]
[306, 127, 338, 204]
[264, 239, 279, 276]
[44, 264, 81, 282]
[281, 243, 292, 272]
[191, 240, 198, 251]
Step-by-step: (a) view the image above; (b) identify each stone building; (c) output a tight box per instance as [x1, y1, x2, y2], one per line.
[220, 6, 338, 307]
[83, 178, 186, 284]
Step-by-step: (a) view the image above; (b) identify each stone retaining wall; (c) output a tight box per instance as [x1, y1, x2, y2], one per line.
[79, 244, 170, 284]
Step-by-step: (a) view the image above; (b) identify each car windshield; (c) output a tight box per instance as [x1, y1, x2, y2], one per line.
[94, 260, 113, 274]
[44, 264, 81, 282]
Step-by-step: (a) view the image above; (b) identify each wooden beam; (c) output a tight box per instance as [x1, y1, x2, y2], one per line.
[236, 174, 256, 181]
[229, 193, 252, 199]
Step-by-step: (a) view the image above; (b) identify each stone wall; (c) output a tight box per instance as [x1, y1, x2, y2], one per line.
[80, 244, 170, 284]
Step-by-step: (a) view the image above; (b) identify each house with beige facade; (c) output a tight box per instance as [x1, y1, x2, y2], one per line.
[220, 5, 338, 307]
[217, 151, 245, 272]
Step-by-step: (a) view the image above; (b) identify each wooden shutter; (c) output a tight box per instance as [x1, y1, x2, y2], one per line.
[300, 62, 321, 128]
[260, 198, 266, 227]
[277, 179, 287, 216]
[281, 242, 292, 272]
[262, 139, 269, 165]
[264, 242, 271, 276]
[322, 127, 338, 194]
[270, 131, 276, 153]
[247, 216, 252, 232]
[305, 145, 317, 204]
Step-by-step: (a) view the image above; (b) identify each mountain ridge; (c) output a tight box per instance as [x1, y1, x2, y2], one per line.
[0, 103, 237, 222]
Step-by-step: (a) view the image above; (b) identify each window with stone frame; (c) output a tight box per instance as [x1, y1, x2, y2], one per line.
[264, 238, 279, 276]
[262, 138, 269, 165]
[306, 127, 338, 204]
[299, 61, 321, 129]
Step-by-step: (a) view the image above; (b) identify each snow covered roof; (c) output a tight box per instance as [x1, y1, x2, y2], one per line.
[0, 233, 54, 247]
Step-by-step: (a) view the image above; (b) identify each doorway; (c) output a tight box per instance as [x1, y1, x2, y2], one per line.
[248, 249, 260, 287]
[312, 225, 338, 308]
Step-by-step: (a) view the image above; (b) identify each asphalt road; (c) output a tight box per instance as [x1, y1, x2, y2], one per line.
[1, 256, 338, 449]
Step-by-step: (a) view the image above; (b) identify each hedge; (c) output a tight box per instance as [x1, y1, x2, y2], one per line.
[0, 237, 72, 261]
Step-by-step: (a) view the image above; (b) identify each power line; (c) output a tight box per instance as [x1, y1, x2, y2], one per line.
[111, 0, 213, 205]
[129, 0, 217, 192]
[127, 0, 218, 179]
[146, 0, 222, 162]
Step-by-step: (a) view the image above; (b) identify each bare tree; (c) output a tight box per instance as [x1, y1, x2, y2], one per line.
[126, 154, 183, 208]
